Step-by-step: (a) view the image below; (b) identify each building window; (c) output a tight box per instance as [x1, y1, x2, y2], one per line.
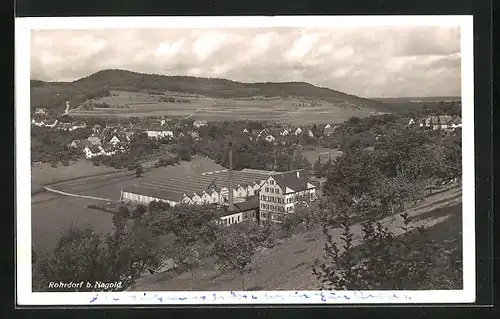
[270, 180, 274, 185]
[261, 195, 265, 200]
[265, 187, 269, 192]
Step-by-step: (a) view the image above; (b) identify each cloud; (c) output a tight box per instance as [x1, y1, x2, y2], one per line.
[30, 26, 462, 97]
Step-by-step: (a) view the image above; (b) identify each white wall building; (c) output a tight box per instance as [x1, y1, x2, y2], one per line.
[258, 170, 316, 222]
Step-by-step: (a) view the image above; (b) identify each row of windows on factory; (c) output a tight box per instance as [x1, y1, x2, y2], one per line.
[260, 195, 285, 203]
[260, 211, 284, 222]
[217, 211, 256, 226]
[260, 203, 287, 212]
[264, 186, 280, 194]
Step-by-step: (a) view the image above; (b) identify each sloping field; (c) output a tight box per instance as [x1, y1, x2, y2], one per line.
[31, 156, 225, 252]
[69, 90, 379, 125]
[31, 160, 123, 192]
[129, 185, 462, 291]
[302, 147, 344, 164]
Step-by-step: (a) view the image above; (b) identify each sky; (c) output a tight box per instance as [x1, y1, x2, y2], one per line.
[30, 26, 462, 98]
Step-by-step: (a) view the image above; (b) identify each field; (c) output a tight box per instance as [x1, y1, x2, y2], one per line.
[69, 90, 380, 125]
[31, 160, 123, 192]
[128, 185, 462, 291]
[31, 156, 224, 253]
[302, 147, 344, 164]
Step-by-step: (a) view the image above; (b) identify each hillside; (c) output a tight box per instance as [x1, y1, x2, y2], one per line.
[30, 69, 392, 114]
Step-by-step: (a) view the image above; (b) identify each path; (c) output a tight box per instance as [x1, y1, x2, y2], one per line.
[44, 186, 115, 202]
[184, 108, 203, 119]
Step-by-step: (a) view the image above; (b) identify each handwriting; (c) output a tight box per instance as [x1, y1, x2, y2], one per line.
[88, 291, 411, 304]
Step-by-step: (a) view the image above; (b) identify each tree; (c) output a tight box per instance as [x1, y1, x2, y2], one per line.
[169, 240, 205, 288]
[313, 156, 322, 177]
[135, 165, 143, 178]
[213, 225, 259, 290]
[34, 215, 165, 292]
[313, 210, 442, 290]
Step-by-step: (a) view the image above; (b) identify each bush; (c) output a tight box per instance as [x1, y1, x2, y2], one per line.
[313, 211, 461, 290]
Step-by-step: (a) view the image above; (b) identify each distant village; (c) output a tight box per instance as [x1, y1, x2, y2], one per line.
[32, 106, 462, 162]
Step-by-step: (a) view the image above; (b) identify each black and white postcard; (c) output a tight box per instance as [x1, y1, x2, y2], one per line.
[16, 15, 474, 305]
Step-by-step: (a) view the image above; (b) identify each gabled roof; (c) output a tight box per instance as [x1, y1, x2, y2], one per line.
[438, 115, 453, 124]
[148, 123, 171, 131]
[215, 197, 259, 217]
[268, 170, 313, 193]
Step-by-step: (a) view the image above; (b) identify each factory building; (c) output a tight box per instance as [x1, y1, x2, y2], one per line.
[121, 145, 316, 225]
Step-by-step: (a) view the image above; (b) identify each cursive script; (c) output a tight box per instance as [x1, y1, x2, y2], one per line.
[89, 291, 411, 304]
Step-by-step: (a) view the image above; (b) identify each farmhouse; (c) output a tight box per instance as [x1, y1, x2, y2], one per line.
[193, 120, 208, 128]
[294, 127, 303, 135]
[258, 169, 316, 223]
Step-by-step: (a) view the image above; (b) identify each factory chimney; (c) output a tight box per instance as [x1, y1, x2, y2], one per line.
[228, 142, 235, 211]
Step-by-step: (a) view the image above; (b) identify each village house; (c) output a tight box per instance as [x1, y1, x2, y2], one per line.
[280, 128, 290, 136]
[87, 134, 102, 145]
[146, 119, 174, 139]
[423, 115, 457, 131]
[34, 108, 48, 115]
[31, 119, 44, 127]
[306, 129, 314, 138]
[294, 127, 303, 136]
[69, 139, 91, 149]
[264, 134, 276, 143]
[193, 120, 208, 128]
[323, 125, 337, 137]
[69, 121, 87, 131]
[83, 145, 102, 159]
[258, 170, 316, 222]
[109, 135, 120, 145]
[124, 131, 135, 141]
[450, 116, 462, 129]
[242, 128, 249, 134]
[92, 124, 102, 134]
[188, 130, 200, 139]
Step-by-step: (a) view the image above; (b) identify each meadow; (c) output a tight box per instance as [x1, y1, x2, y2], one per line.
[69, 90, 379, 125]
[31, 160, 123, 192]
[31, 156, 224, 253]
[302, 147, 344, 165]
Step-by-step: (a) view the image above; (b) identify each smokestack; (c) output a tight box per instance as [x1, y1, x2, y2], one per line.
[228, 142, 235, 211]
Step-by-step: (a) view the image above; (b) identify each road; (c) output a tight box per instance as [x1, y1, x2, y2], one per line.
[44, 186, 115, 202]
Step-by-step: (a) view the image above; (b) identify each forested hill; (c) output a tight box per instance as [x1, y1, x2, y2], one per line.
[30, 69, 393, 112]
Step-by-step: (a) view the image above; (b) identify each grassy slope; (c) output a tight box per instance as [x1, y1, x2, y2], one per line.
[129, 185, 462, 291]
[30, 69, 394, 114]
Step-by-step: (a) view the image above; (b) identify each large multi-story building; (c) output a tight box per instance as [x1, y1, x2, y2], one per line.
[258, 170, 316, 222]
[121, 144, 317, 225]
